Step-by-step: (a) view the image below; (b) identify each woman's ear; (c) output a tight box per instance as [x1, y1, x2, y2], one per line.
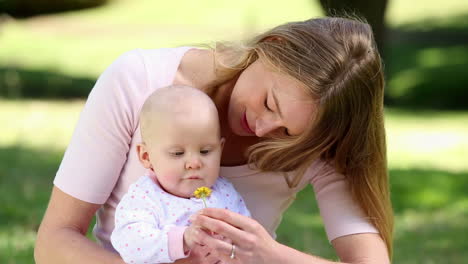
[136, 143, 153, 170]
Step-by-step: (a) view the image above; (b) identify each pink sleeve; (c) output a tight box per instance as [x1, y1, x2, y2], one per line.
[310, 163, 378, 242]
[54, 50, 145, 204]
[168, 226, 189, 261]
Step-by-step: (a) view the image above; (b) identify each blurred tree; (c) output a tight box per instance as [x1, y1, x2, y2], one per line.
[0, 0, 110, 18]
[318, 0, 389, 53]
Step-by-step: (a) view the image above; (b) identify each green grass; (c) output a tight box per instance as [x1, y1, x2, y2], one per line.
[1, 100, 467, 263]
[385, 109, 468, 171]
[278, 169, 468, 263]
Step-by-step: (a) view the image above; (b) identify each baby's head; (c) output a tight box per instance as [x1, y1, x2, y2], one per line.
[137, 85, 224, 198]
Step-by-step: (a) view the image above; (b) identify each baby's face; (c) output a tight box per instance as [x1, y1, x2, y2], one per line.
[146, 114, 223, 198]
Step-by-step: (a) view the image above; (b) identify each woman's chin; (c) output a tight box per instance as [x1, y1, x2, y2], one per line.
[231, 124, 251, 137]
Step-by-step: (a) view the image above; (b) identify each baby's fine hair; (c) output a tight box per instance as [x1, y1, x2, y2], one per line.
[139, 85, 220, 143]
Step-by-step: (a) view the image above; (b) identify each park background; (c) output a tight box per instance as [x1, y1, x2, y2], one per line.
[1, 0, 467, 263]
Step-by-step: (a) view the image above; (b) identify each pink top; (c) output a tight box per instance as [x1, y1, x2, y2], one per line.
[54, 47, 377, 252]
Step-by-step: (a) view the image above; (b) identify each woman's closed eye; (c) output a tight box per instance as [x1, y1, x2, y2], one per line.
[265, 96, 291, 136]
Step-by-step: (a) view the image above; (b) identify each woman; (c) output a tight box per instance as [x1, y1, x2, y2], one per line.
[35, 17, 393, 264]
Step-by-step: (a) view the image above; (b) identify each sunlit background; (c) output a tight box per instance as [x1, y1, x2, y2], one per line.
[1, 0, 467, 263]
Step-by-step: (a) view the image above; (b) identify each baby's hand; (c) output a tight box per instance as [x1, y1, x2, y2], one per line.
[183, 225, 198, 253]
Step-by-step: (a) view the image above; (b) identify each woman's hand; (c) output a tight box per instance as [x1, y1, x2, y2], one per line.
[189, 208, 281, 264]
[172, 244, 223, 264]
[181, 223, 226, 264]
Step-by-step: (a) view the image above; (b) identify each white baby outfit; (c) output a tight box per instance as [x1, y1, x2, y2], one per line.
[111, 173, 251, 264]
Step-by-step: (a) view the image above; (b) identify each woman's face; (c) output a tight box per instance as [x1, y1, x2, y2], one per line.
[228, 59, 316, 138]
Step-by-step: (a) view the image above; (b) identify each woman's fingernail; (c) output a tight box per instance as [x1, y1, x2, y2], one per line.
[189, 215, 197, 221]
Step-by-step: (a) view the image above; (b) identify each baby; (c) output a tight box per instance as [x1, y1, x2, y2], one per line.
[110, 85, 251, 264]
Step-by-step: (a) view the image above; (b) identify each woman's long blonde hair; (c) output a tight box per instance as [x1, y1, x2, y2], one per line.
[211, 17, 393, 257]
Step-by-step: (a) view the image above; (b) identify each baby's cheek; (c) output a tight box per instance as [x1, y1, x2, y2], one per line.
[206, 165, 220, 182]
[164, 170, 182, 181]
[158, 169, 182, 185]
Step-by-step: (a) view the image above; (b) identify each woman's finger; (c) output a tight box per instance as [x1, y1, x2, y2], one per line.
[216, 253, 241, 264]
[191, 227, 234, 256]
[192, 214, 252, 247]
[197, 208, 259, 233]
[214, 244, 244, 264]
[188, 244, 220, 264]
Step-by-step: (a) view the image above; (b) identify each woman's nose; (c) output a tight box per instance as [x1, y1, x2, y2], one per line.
[255, 114, 282, 138]
[185, 156, 202, 170]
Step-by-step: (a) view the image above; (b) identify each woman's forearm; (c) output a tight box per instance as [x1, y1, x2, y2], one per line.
[274, 242, 340, 264]
[35, 226, 125, 264]
[191, 209, 390, 264]
[273, 233, 390, 264]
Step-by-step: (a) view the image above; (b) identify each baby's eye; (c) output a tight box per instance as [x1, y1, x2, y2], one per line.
[200, 149, 210, 155]
[171, 151, 184, 156]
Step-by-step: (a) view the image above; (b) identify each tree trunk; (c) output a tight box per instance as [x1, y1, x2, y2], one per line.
[1, 0, 110, 18]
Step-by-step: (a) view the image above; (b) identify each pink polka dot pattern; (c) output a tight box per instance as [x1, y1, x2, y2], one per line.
[111, 175, 251, 263]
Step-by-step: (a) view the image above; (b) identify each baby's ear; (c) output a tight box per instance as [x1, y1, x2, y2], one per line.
[136, 143, 153, 170]
[219, 137, 226, 150]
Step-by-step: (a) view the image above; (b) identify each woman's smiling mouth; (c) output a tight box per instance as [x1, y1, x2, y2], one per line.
[241, 112, 255, 135]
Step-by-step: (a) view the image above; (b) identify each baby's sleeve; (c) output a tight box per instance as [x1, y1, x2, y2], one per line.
[309, 163, 378, 242]
[111, 183, 186, 264]
[53, 50, 145, 204]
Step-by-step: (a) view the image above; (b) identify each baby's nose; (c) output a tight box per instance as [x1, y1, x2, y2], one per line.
[185, 157, 202, 170]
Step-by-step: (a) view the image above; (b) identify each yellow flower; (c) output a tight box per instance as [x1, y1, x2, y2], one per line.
[194, 186, 212, 198]
[194, 187, 212, 208]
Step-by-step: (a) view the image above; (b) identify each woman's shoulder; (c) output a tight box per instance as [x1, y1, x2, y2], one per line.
[286, 159, 343, 191]
[94, 46, 193, 125]
[104, 46, 192, 83]
[133, 46, 193, 77]
[302, 158, 337, 175]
